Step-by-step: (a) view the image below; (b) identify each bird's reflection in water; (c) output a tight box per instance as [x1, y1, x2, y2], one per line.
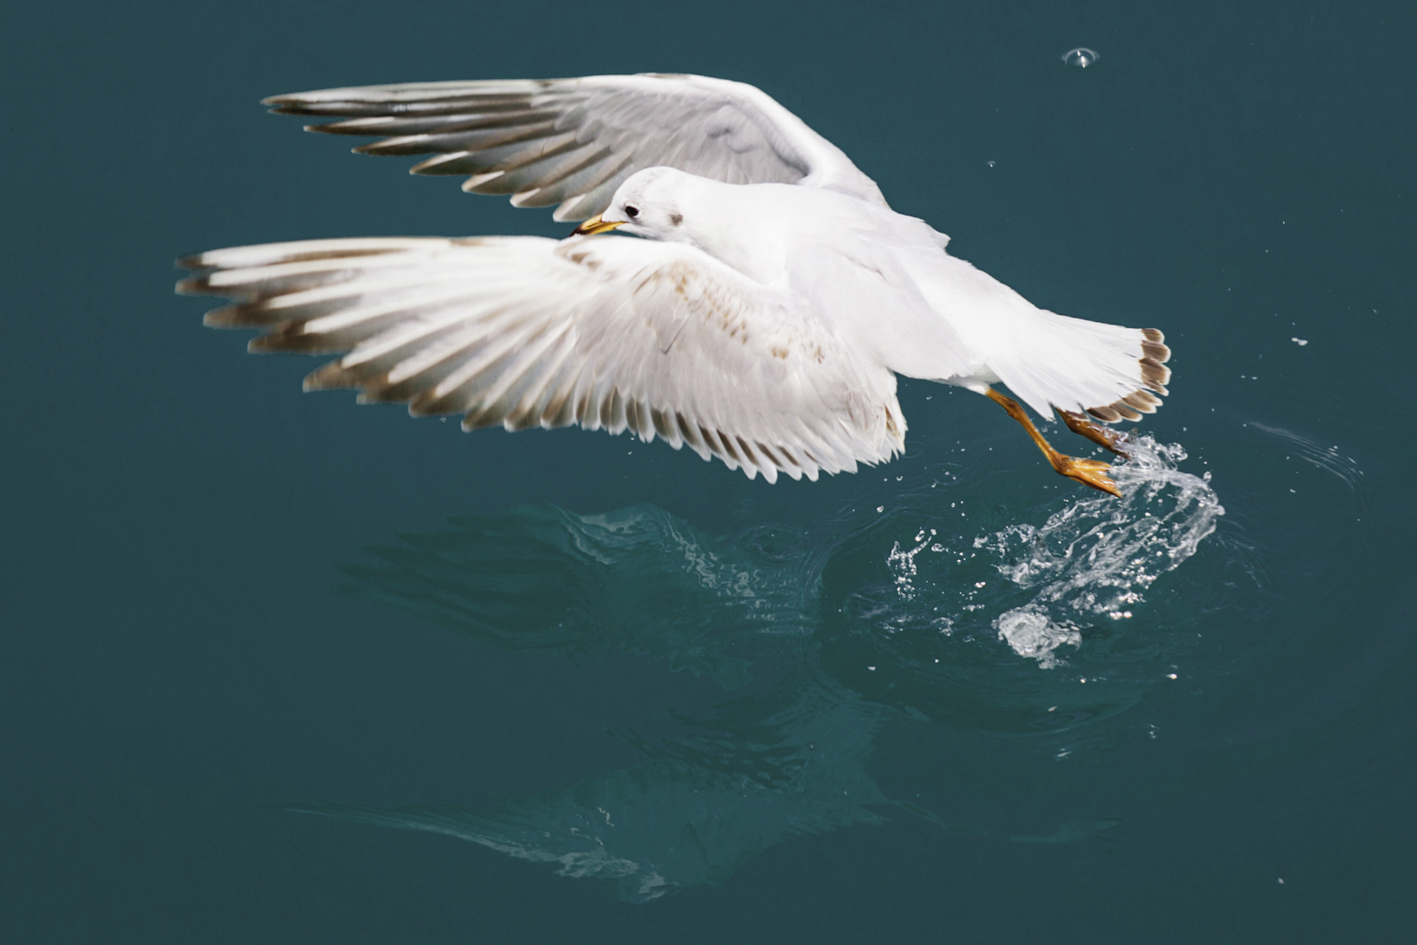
[302, 437, 1225, 901]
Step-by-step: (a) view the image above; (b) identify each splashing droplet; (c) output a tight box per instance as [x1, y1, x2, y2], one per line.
[1062, 47, 1099, 68]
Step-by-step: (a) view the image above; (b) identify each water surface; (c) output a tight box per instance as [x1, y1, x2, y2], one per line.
[3, 1, 1414, 942]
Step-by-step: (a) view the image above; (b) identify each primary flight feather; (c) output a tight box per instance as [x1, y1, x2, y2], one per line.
[177, 73, 1171, 491]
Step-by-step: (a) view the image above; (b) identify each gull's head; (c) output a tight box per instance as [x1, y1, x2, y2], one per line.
[573, 167, 694, 241]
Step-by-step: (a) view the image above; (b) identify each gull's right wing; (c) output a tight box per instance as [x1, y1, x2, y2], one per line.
[177, 234, 905, 483]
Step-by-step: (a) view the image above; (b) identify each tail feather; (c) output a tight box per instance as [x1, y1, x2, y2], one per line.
[987, 311, 1172, 422]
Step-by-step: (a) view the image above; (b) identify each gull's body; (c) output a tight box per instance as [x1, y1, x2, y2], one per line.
[179, 74, 1170, 488]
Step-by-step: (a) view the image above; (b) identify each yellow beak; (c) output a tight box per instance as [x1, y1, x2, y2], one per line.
[571, 214, 626, 236]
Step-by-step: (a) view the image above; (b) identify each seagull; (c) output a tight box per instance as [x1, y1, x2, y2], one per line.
[177, 73, 1171, 494]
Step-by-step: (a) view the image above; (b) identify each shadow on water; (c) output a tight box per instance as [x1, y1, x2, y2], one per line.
[296, 436, 1229, 901]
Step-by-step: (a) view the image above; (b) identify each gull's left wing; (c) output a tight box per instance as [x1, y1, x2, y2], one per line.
[262, 73, 887, 221]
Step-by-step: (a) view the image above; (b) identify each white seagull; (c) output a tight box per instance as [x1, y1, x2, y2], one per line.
[178, 73, 1171, 494]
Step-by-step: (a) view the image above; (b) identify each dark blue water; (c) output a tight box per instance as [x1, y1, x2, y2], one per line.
[5, 1, 1415, 941]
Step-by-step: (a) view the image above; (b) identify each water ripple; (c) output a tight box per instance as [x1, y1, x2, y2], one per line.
[1247, 419, 1365, 519]
[310, 436, 1232, 897]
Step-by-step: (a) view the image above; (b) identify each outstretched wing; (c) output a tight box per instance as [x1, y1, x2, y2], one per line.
[177, 235, 904, 483]
[264, 74, 887, 221]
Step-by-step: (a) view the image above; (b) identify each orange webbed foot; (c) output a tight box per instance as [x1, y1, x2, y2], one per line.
[1050, 454, 1122, 497]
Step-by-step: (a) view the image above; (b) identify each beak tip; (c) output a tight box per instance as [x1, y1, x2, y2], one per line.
[571, 214, 624, 237]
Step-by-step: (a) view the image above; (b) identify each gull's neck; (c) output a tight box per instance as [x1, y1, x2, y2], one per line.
[668, 177, 791, 285]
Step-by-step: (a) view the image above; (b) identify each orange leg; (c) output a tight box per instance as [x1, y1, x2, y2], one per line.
[1057, 408, 1130, 458]
[986, 389, 1121, 498]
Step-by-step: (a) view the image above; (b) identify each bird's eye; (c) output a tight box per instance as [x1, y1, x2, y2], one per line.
[624, 205, 639, 218]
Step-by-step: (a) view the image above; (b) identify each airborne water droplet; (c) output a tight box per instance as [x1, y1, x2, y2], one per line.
[1062, 47, 1099, 68]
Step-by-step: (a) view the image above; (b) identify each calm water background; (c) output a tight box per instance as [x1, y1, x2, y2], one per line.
[4, 1, 1415, 941]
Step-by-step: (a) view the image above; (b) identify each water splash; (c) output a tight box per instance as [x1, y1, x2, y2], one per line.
[1062, 47, 1100, 68]
[979, 436, 1225, 665]
[886, 527, 938, 601]
[816, 435, 1227, 734]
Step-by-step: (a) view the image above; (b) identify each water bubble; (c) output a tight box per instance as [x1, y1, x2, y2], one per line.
[1062, 47, 1099, 68]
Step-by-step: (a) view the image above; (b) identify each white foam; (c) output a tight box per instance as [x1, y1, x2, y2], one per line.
[995, 608, 1082, 668]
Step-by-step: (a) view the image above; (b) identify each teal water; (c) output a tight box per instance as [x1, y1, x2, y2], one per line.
[4, 1, 1415, 941]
